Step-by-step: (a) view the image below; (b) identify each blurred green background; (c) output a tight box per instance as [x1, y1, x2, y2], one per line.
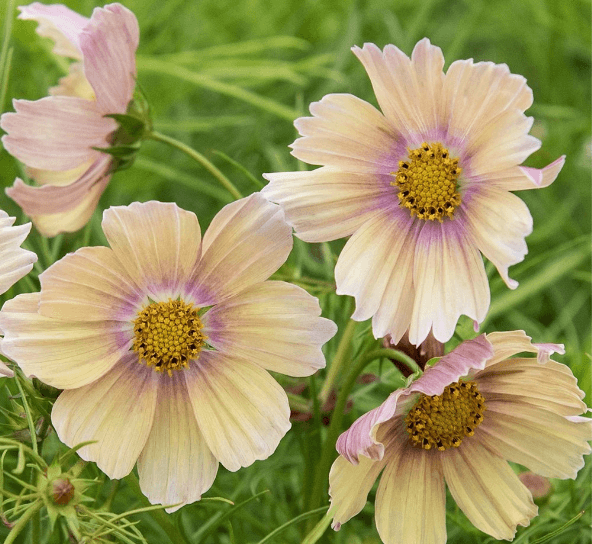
[0, 0, 590, 542]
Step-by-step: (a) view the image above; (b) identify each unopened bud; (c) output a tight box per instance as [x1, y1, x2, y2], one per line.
[51, 478, 75, 505]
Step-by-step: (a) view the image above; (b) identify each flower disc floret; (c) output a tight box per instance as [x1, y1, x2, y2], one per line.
[132, 299, 206, 376]
[405, 379, 485, 451]
[393, 142, 462, 221]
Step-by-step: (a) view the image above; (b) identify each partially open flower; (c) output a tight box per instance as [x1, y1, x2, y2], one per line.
[1, 3, 140, 236]
[263, 39, 564, 346]
[0, 194, 337, 510]
[329, 332, 590, 543]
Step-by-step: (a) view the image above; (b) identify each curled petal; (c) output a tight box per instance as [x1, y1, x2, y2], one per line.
[0, 212, 37, 295]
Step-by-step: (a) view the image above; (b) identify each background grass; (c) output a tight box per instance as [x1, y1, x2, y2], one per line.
[0, 0, 590, 542]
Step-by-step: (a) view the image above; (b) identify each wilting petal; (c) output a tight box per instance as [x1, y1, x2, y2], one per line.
[482, 330, 562, 368]
[18, 2, 88, 60]
[290, 94, 400, 173]
[463, 186, 532, 289]
[52, 355, 158, 479]
[1, 97, 114, 171]
[0, 293, 131, 389]
[190, 194, 292, 306]
[410, 216, 489, 345]
[0, 212, 37, 294]
[184, 350, 290, 472]
[79, 3, 139, 114]
[102, 201, 202, 299]
[329, 454, 387, 531]
[262, 167, 392, 243]
[335, 208, 420, 344]
[39, 246, 144, 322]
[203, 281, 336, 377]
[375, 445, 446, 544]
[137, 371, 218, 511]
[442, 439, 537, 540]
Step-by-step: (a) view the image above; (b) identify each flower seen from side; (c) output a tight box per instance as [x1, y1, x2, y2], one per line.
[1, 2, 140, 236]
[329, 331, 591, 544]
[0, 194, 337, 509]
[263, 39, 565, 346]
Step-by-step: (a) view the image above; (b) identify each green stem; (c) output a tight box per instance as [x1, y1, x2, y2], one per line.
[4, 500, 42, 544]
[147, 130, 243, 200]
[13, 374, 38, 456]
[124, 472, 190, 544]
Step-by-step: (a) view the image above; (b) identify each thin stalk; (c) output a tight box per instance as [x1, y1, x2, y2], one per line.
[319, 318, 356, 405]
[147, 131, 242, 200]
[4, 500, 42, 544]
[13, 374, 38, 456]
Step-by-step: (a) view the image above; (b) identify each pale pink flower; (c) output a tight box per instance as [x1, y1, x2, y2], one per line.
[0, 194, 337, 509]
[329, 332, 591, 543]
[1, 3, 139, 237]
[263, 39, 565, 346]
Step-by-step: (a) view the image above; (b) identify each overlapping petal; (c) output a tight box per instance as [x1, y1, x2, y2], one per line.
[0, 212, 37, 294]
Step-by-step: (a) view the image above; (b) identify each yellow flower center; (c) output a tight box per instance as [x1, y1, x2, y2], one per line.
[132, 299, 207, 376]
[404, 380, 485, 451]
[392, 142, 462, 222]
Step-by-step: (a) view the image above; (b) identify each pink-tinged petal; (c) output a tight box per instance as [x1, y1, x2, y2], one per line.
[329, 454, 388, 531]
[1, 97, 114, 170]
[337, 335, 493, 464]
[0, 293, 132, 389]
[352, 39, 445, 140]
[202, 281, 336, 377]
[184, 350, 291, 472]
[52, 355, 158, 479]
[0, 212, 37, 294]
[463, 186, 532, 289]
[477, 400, 591, 479]
[482, 330, 564, 368]
[479, 157, 565, 192]
[262, 167, 393, 243]
[137, 371, 218, 511]
[102, 201, 202, 300]
[533, 342, 565, 363]
[38, 246, 144, 322]
[441, 438, 537, 540]
[190, 194, 292, 306]
[290, 93, 400, 173]
[80, 4, 139, 114]
[49, 62, 95, 100]
[18, 3, 88, 60]
[29, 174, 111, 237]
[0, 360, 14, 378]
[26, 159, 94, 187]
[410, 216, 489, 345]
[375, 445, 446, 544]
[335, 209, 421, 344]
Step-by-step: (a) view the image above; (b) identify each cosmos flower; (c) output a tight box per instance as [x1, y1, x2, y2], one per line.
[1, 3, 139, 236]
[263, 39, 565, 346]
[0, 194, 337, 509]
[329, 332, 591, 543]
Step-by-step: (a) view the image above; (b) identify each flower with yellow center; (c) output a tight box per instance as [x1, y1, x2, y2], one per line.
[263, 38, 565, 346]
[0, 195, 337, 510]
[329, 332, 591, 544]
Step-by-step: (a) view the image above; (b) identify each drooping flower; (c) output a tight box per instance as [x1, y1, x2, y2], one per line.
[0, 194, 337, 509]
[329, 332, 591, 543]
[263, 39, 565, 346]
[1, 3, 139, 236]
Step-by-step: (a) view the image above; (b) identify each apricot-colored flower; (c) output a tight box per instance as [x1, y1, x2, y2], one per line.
[1, 3, 139, 236]
[263, 39, 564, 346]
[329, 332, 590, 543]
[0, 194, 337, 509]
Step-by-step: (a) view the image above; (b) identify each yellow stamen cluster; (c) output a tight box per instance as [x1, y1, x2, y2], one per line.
[405, 380, 486, 451]
[392, 142, 462, 221]
[132, 299, 206, 376]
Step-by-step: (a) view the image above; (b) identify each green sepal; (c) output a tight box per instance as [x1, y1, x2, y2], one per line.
[104, 113, 146, 141]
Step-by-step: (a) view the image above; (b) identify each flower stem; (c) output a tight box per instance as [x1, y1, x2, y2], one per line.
[147, 130, 243, 200]
[4, 500, 42, 544]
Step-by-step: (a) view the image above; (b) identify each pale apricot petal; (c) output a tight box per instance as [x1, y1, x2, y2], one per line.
[442, 439, 537, 541]
[18, 3, 88, 60]
[26, 159, 94, 187]
[102, 201, 202, 299]
[0, 212, 37, 295]
[190, 194, 292, 306]
[203, 281, 336, 377]
[0, 361, 13, 378]
[52, 355, 158, 479]
[49, 62, 95, 100]
[483, 330, 564, 367]
[137, 371, 218, 511]
[39, 246, 143, 322]
[375, 445, 446, 544]
[0, 293, 131, 389]
[184, 350, 290, 472]
[410, 215, 489, 345]
[262, 167, 392, 243]
[79, 3, 139, 114]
